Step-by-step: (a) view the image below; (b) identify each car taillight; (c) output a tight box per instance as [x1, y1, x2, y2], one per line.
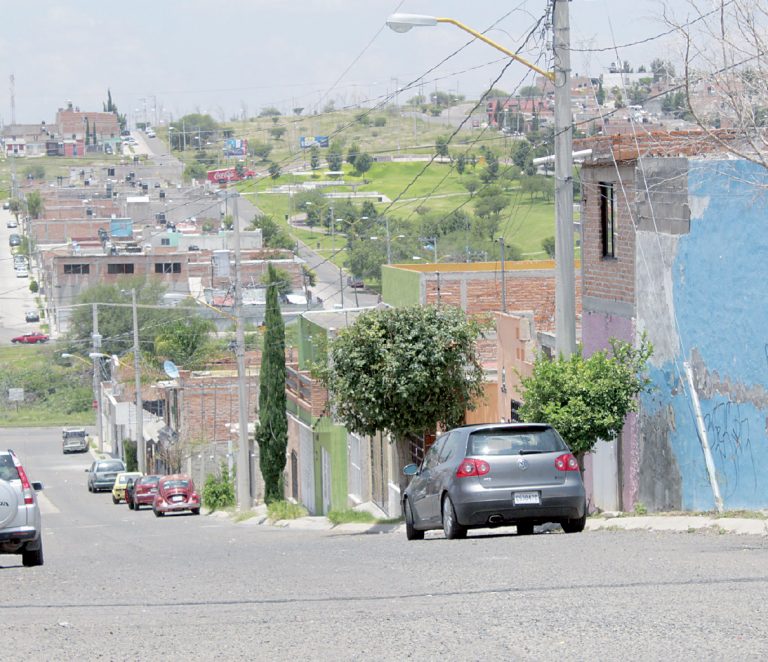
[456, 458, 491, 478]
[14, 461, 34, 504]
[555, 453, 579, 472]
[190, 492, 199, 501]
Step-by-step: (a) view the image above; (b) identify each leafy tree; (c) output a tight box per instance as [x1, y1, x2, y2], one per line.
[259, 106, 281, 117]
[479, 149, 500, 183]
[519, 336, 653, 468]
[154, 315, 216, 370]
[268, 162, 282, 179]
[301, 265, 316, 287]
[481, 87, 509, 99]
[326, 143, 344, 171]
[66, 278, 174, 356]
[8, 198, 21, 220]
[310, 145, 320, 171]
[596, 81, 606, 106]
[84, 117, 90, 146]
[651, 58, 675, 82]
[435, 136, 450, 160]
[463, 176, 481, 197]
[249, 142, 272, 161]
[26, 191, 44, 219]
[23, 164, 45, 180]
[184, 162, 208, 181]
[511, 140, 533, 170]
[455, 153, 466, 175]
[262, 266, 293, 299]
[346, 142, 360, 167]
[373, 116, 386, 127]
[473, 185, 510, 228]
[353, 152, 373, 176]
[169, 114, 218, 150]
[250, 214, 293, 249]
[542, 236, 556, 258]
[345, 238, 387, 281]
[256, 264, 288, 503]
[323, 305, 485, 444]
[269, 126, 286, 140]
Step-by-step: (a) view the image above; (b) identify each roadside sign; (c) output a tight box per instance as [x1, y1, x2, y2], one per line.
[8, 388, 24, 402]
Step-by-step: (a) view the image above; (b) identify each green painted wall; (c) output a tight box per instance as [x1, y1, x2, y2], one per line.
[313, 417, 348, 514]
[382, 266, 421, 307]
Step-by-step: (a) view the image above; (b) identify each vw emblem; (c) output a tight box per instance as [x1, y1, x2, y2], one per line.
[518, 458, 529, 471]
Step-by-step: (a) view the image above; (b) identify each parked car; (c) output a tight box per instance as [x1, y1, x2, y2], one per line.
[11, 332, 48, 344]
[15, 267, 28, 278]
[8, 233, 21, 247]
[14, 255, 27, 268]
[401, 423, 587, 540]
[127, 474, 162, 510]
[24, 310, 39, 323]
[6, 218, 17, 228]
[0, 449, 44, 566]
[347, 276, 365, 289]
[85, 459, 126, 493]
[2, 200, 10, 209]
[152, 474, 201, 516]
[111, 472, 144, 504]
[146, 129, 156, 138]
[62, 427, 88, 453]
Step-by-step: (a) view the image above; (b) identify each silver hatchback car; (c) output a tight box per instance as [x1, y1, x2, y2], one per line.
[402, 423, 586, 540]
[0, 449, 44, 566]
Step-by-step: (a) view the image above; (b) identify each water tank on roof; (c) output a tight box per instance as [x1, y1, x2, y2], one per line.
[212, 249, 230, 278]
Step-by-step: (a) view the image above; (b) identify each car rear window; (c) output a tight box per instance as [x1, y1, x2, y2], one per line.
[143, 475, 160, 485]
[164, 480, 190, 489]
[0, 454, 20, 481]
[468, 427, 567, 456]
[98, 461, 125, 472]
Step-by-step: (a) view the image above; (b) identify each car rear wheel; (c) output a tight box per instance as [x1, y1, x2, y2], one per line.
[133, 500, 141, 511]
[442, 495, 467, 540]
[191, 508, 200, 515]
[153, 508, 164, 518]
[561, 513, 586, 534]
[111, 495, 119, 504]
[517, 522, 534, 535]
[127, 500, 134, 510]
[22, 543, 44, 567]
[404, 499, 424, 541]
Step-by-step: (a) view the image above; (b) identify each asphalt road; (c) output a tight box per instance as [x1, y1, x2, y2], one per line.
[0, 207, 38, 343]
[3, 428, 768, 660]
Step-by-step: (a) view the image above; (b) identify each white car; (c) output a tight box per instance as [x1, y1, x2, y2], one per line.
[15, 267, 28, 278]
[146, 129, 156, 138]
[6, 219, 17, 228]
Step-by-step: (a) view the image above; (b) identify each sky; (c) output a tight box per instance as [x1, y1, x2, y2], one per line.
[1, 0, 683, 126]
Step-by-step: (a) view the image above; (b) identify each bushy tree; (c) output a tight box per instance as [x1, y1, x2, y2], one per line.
[250, 214, 293, 249]
[268, 162, 281, 179]
[519, 336, 653, 468]
[353, 152, 373, 176]
[26, 191, 44, 219]
[309, 145, 320, 171]
[154, 315, 217, 370]
[256, 264, 287, 503]
[324, 305, 485, 443]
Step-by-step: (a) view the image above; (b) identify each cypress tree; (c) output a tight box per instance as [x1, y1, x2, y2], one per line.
[256, 263, 287, 502]
[84, 117, 90, 145]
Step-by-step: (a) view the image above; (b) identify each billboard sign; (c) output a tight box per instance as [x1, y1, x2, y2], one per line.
[299, 136, 329, 149]
[224, 138, 248, 156]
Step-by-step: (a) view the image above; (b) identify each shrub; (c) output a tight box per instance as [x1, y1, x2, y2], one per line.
[267, 500, 307, 521]
[29, 280, 39, 293]
[202, 465, 236, 511]
[327, 509, 375, 525]
[124, 440, 138, 471]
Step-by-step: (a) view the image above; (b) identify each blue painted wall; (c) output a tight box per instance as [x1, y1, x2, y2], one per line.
[640, 160, 768, 510]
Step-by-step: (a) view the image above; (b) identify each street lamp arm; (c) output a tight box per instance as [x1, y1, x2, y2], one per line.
[435, 17, 554, 81]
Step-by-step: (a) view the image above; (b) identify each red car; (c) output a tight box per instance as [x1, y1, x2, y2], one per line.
[152, 474, 201, 517]
[126, 474, 161, 510]
[11, 332, 49, 344]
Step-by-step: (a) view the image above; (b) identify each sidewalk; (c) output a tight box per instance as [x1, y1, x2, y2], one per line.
[216, 509, 768, 537]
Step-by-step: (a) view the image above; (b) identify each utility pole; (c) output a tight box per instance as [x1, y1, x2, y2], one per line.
[339, 267, 345, 308]
[232, 191, 252, 511]
[91, 304, 104, 454]
[131, 289, 145, 472]
[553, 0, 576, 358]
[499, 237, 507, 313]
[385, 215, 392, 264]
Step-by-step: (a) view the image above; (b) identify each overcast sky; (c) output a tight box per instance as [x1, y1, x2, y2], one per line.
[2, 0, 681, 126]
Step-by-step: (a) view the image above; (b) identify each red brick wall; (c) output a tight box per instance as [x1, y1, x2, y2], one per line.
[581, 163, 636, 304]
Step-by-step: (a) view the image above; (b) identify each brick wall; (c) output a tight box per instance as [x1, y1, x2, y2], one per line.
[581, 163, 636, 305]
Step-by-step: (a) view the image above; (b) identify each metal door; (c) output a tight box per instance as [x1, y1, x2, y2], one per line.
[321, 447, 332, 515]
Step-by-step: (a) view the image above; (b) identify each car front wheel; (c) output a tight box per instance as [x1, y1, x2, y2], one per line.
[442, 495, 467, 540]
[153, 508, 164, 518]
[404, 499, 424, 541]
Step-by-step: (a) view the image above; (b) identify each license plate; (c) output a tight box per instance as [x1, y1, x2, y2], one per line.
[172, 495, 185, 502]
[513, 491, 540, 505]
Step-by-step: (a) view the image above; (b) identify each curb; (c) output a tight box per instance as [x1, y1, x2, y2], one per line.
[587, 515, 768, 536]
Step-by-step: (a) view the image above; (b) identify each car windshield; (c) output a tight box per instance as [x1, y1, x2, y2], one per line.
[98, 461, 125, 472]
[164, 480, 190, 489]
[0, 454, 20, 481]
[468, 427, 567, 456]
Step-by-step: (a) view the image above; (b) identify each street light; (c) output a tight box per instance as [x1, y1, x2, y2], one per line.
[387, 6, 576, 358]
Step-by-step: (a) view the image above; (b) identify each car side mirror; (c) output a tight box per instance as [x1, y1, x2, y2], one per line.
[402, 463, 419, 476]
[32, 481, 43, 491]
[84, 468, 89, 472]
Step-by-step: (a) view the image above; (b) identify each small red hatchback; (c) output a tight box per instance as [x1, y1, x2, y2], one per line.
[152, 474, 201, 517]
[127, 475, 161, 510]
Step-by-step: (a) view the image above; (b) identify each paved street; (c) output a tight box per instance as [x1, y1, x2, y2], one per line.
[3, 428, 768, 660]
[0, 207, 38, 343]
